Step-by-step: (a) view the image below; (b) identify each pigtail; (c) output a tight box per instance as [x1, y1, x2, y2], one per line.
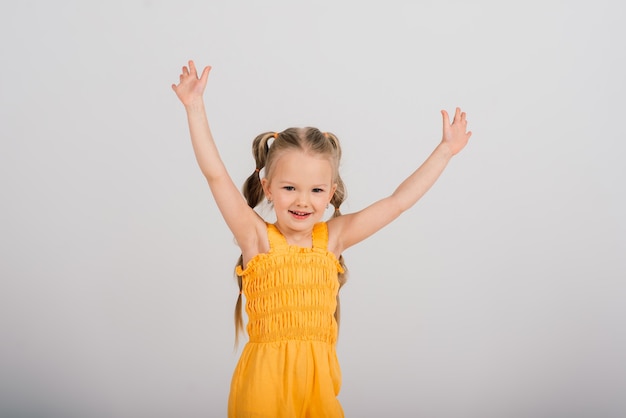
[234, 131, 277, 348]
[241, 132, 275, 208]
[234, 254, 244, 349]
[322, 131, 350, 328]
[330, 177, 348, 327]
[324, 131, 343, 161]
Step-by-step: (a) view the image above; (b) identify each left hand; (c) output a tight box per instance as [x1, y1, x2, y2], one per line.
[441, 107, 472, 156]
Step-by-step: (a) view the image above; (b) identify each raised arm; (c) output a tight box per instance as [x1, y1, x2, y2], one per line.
[328, 107, 472, 254]
[172, 61, 262, 250]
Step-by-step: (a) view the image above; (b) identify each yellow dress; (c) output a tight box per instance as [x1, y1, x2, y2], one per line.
[229, 222, 345, 418]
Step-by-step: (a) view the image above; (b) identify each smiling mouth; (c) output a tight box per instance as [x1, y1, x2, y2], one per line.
[289, 210, 311, 218]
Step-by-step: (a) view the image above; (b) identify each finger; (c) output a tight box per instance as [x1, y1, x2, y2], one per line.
[200, 66, 211, 84]
[454, 107, 461, 122]
[182, 65, 189, 76]
[441, 110, 450, 127]
[171, 84, 178, 92]
[189, 60, 197, 77]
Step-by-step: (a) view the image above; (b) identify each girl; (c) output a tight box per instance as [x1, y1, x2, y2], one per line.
[172, 60, 472, 418]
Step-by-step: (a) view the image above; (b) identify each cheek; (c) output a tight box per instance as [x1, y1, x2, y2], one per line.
[314, 193, 331, 206]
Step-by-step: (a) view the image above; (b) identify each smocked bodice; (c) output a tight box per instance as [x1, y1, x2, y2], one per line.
[235, 222, 344, 344]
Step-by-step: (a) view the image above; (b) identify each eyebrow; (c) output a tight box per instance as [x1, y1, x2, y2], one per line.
[277, 180, 329, 188]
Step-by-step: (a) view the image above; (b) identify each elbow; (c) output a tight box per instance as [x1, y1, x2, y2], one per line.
[387, 196, 408, 218]
[204, 171, 228, 186]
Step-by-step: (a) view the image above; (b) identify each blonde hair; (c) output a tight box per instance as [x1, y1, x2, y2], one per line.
[234, 127, 348, 346]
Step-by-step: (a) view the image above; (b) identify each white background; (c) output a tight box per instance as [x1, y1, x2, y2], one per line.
[1, 1, 625, 417]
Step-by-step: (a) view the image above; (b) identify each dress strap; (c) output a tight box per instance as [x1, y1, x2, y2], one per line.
[266, 223, 288, 251]
[312, 222, 328, 250]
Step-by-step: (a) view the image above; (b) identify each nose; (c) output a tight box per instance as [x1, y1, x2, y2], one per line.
[296, 191, 309, 206]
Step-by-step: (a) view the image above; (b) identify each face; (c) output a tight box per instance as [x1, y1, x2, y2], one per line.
[262, 150, 337, 236]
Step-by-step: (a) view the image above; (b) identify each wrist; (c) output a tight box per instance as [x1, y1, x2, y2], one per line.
[436, 141, 454, 159]
[184, 99, 206, 113]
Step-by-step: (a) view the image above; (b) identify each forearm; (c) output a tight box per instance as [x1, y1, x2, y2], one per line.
[390, 142, 453, 211]
[184, 101, 228, 182]
[184, 100, 250, 225]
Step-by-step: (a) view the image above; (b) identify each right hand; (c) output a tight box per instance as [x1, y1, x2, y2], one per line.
[171, 60, 211, 107]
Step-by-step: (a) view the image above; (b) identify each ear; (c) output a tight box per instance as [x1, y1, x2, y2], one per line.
[261, 178, 271, 199]
[329, 183, 337, 203]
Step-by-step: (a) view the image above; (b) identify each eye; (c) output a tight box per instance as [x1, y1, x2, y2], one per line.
[283, 186, 295, 191]
[312, 188, 324, 193]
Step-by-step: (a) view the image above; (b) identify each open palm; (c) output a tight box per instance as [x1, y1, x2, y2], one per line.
[441, 107, 472, 156]
[171, 60, 211, 107]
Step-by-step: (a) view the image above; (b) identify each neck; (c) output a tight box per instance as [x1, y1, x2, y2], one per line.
[274, 222, 315, 247]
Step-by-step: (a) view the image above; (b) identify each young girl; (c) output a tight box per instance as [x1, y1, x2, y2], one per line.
[172, 60, 472, 418]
